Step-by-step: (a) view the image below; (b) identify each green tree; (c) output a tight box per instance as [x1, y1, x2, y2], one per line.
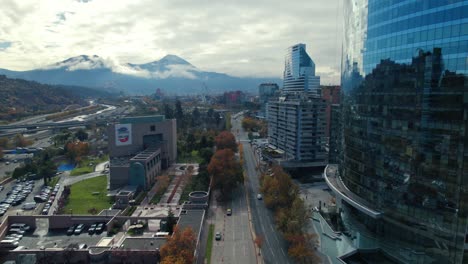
[186, 133, 196, 153]
[39, 160, 56, 184]
[74, 129, 88, 141]
[166, 208, 177, 234]
[175, 100, 184, 121]
[164, 104, 174, 119]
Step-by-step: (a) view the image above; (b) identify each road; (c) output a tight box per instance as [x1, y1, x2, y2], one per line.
[232, 116, 294, 264]
[211, 187, 257, 264]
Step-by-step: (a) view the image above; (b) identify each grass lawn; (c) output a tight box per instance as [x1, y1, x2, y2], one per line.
[62, 175, 112, 215]
[70, 166, 94, 176]
[205, 224, 215, 264]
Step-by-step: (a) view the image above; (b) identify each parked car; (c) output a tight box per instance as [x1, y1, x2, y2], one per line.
[88, 224, 97, 234]
[95, 223, 105, 233]
[22, 203, 36, 210]
[257, 194, 263, 200]
[215, 232, 222, 241]
[74, 224, 85, 235]
[10, 223, 30, 232]
[226, 209, 232, 216]
[34, 196, 47, 203]
[66, 225, 76, 235]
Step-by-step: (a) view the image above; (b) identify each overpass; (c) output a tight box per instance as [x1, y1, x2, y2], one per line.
[0, 119, 112, 134]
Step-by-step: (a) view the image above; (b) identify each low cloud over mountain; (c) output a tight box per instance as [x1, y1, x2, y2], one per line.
[0, 54, 281, 95]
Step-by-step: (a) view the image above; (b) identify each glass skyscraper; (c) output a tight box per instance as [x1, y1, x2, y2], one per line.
[325, 1, 468, 263]
[282, 44, 321, 95]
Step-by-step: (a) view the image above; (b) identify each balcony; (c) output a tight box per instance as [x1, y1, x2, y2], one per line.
[324, 164, 383, 219]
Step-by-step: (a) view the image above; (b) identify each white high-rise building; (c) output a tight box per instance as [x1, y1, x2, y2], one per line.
[282, 43, 320, 95]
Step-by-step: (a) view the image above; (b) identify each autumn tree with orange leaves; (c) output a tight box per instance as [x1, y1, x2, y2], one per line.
[214, 131, 237, 152]
[160, 226, 196, 264]
[207, 148, 243, 200]
[65, 141, 89, 163]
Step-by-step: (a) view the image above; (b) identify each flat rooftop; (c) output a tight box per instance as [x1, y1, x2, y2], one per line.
[177, 210, 204, 235]
[120, 237, 166, 250]
[119, 115, 165, 124]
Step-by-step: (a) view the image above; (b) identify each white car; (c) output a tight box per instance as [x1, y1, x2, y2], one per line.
[257, 194, 263, 200]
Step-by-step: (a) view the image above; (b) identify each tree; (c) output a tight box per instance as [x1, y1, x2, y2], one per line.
[0, 147, 3, 160]
[74, 129, 88, 141]
[39, 160, 56, 184]
[166, 208, 177, 234]
[175, 100, 184, 121]
[214, 131, 237, 152]
[286, 234, 320, 264]
[14, 134, 31, 147]
[164, 104, 174, 119]
[207, 149, 243, 199]
[65, 141, 90, 163]
[160, 226, 196, 264]
[186, 133, 196, 153]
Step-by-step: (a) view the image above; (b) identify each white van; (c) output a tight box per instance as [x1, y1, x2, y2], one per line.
[0, 240, 19, 248]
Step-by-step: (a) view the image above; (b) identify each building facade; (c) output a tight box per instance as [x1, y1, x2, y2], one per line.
[326, 1, 468, 263]
[258, 83, 279, 118]
[108, 115, 177, 190]
[321, 85, 341, 139]
[267, 93, 327, 167]
[282, 44, 321, 96]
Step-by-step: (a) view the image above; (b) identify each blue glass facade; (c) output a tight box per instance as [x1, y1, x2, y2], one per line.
[337, 0, 468, 263]
[283, 44, 321, 95]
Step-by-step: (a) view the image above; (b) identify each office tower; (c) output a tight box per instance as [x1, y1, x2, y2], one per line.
[267, 93, 327, 167]
[258, 83, 279, 118]
[325, 1, 468, 263]
[282, 44, 321, 96]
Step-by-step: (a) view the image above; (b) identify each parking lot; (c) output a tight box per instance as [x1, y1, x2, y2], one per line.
[16, 219, 107, 249]
[0, 178, 58, 220]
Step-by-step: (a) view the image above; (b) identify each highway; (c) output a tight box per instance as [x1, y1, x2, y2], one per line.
[232, 116, 293, 264]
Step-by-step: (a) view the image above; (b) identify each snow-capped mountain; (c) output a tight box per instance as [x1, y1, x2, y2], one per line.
[48, 55, 107, 71]
[0, 55, 281, 95]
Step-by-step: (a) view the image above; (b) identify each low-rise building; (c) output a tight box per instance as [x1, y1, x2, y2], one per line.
[107, 115, 176, 190]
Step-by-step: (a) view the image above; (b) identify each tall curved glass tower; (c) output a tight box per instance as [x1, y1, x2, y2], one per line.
[282, 44, 321, 95]
[325, 1, 468, 263]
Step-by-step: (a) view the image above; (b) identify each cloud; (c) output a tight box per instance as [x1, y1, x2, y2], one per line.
[0, 0, 343, 84]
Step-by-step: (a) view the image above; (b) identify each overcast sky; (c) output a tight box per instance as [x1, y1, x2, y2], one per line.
[0, 0, 343, 85]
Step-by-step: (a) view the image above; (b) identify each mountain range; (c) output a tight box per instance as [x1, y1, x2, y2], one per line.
[0, 55, 282, 95]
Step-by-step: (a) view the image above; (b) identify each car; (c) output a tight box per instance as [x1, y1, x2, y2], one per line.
[215, 232, 222, 241]
[41, 208, 49, 215]
[95, 223, 105, 233]
[74, 224, 85, 235]
[4, 236, 19, 241]
[10, 223, 30, 232]
[226, 209, 232, 216]
[34, 196, 47, 203]
[257, 194, 263, 200]
[88, 224, 97, 234]
[9, 233, 22, 240]
[66, 225, 76, 236]
[5, 161, 10, 165]
[8, 228, 25, 235]
[78, 243, 88, 249]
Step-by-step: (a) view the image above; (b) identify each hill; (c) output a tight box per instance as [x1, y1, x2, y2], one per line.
[0, 75, 90, 121]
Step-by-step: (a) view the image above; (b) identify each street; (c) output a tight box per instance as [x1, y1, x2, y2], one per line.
[231, 116, 294, 264]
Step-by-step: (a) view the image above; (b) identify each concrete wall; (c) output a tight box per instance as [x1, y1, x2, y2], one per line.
[109, 165, 129, 190]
